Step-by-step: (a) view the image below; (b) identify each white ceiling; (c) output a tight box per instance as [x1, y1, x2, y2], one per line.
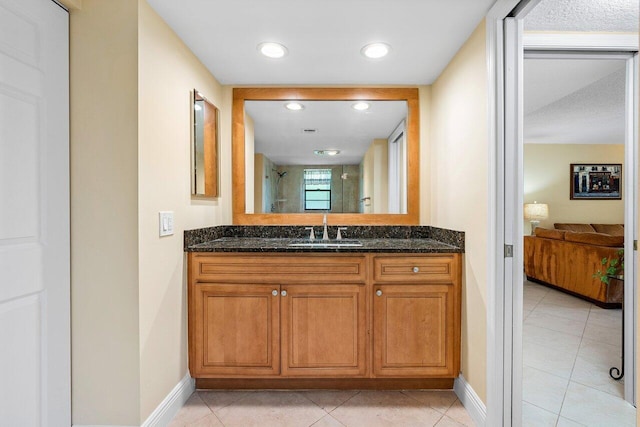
[146, 0, 496, 85]
[246, 100, 407, 165]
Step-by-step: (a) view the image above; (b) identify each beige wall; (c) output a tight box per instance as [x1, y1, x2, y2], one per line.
[254, 153, 265, 213]
[524, 144, 625, 234]
[71, 0, 230, 424]
[245, 114, 255, 213]
[419, 85, 432, 224]
[70, 0, 141, 424]
[430, 20, 488, 402]
[360, 139, 389, 213]
[138, 0, 230, 422]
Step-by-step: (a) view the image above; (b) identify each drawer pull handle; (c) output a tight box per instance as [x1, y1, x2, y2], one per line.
[413, 266, 420, 273]
[272, 290, 278, 296]
[376, 290, 383, 297]
[281, 290, 288, 297]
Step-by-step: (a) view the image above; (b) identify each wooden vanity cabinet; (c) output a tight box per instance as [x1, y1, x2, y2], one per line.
[188, 252, 461, 384]
[190, 283, 281, 376]
[372, 255, 461, 377]
[281, 284, 367, 377]
[189, 253, 368, 378]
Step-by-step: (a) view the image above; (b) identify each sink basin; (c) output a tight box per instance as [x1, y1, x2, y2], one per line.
[288, 239, 363, 248]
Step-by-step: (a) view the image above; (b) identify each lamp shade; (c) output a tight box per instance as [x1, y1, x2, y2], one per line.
[524, 202, 549, 220]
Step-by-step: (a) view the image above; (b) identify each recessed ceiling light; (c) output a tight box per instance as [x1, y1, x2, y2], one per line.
[314, 150, 340, 156]
[352, 102, 370, 111]
[257, 42, 288, 59]
[285, 102, 304, 111]
[361, 42, 391, 59]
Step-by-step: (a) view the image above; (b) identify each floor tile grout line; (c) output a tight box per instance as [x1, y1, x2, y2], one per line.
[211, 409, 226, 427]
[311, 413, 347, 427]
[569, 376, 625, 400]
[304, 410, 333, 427]
[523, 318, 590, 339]
[399, 389, 458, 415]
[198, 390, 249, 415]
[326, 389, 361, 415]
[294, 390, 332, 415]
[522, 398, 561, 417]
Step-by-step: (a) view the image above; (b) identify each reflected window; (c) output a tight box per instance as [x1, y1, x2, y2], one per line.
[304, 169, 331, 210]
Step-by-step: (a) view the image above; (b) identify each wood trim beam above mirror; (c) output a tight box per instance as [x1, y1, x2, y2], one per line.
[232, 87, 420, 225]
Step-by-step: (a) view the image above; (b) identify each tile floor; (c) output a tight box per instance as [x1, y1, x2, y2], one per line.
[523, 280, 636, 426]
[168, 389, 476, 427]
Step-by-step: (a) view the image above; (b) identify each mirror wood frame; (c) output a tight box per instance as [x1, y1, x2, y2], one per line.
[232, 87, 420, 225]
[192, 89, 220, 198]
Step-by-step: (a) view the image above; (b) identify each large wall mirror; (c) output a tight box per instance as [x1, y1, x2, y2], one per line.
[192, 89, 219, 198]
[232, 88, 419, 225]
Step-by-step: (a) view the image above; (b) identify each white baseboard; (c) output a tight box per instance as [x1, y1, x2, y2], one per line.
[454, 374, 487, 427]
[72, 374, 194, 427]
[141, 373, 195, 427]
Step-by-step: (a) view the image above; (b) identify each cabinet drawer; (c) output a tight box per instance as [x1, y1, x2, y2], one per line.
[373, 255, 455, 283]
[192, 254, 366, 283]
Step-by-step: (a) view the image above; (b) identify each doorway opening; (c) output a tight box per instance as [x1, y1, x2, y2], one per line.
[522, 53, 634, 425]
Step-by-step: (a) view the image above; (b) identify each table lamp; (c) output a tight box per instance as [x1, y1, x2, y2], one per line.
[524, 201, 548, 235]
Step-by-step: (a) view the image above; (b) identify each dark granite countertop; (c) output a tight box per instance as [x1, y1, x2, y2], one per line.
[184, 226, 464, 253]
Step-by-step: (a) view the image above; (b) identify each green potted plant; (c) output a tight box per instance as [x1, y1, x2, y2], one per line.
[593, 249, 624, 285]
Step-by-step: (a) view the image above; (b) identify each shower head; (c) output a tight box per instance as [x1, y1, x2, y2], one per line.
[278, 171, 288, 178]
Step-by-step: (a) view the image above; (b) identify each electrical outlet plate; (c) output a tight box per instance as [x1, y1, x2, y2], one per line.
[159, 211, 174, 237]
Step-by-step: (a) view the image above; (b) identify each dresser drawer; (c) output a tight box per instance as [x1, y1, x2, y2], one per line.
[373, 255, 456, 283]
[191, 253, 367, 283]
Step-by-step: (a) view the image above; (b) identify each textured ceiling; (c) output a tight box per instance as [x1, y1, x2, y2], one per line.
[146, 0, 495, 85]
[524, 59, 625, 116]
[524, 62, 626, 144]
[523, 0, 635, 145]
[525, 0, 639, 32]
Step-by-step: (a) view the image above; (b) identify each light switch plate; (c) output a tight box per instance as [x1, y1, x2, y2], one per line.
[159, 211, 174, 237]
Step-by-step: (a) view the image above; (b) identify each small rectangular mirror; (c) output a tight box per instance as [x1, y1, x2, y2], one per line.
[192, 89, 219, 197]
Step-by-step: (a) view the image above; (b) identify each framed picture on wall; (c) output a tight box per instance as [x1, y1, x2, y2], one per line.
[570, 163, 622, 200]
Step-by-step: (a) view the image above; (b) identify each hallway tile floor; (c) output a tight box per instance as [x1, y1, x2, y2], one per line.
[523, 280, 635, 426]
[169, 389, 476, 427]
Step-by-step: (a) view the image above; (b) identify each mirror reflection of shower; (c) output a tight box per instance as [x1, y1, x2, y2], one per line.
[273, 169, 287, 212]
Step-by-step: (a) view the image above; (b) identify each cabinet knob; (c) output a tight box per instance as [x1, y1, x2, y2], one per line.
[376, 290, 382, 297]
[413, 266, 420, 273]
[272, 290, 278, 296]
[281, 290, 288, 297]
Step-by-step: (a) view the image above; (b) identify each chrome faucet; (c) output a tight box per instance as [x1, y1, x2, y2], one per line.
[322, 214, 329, 241]
[305, 226, 315, 241]
[336, 227, 347, 240]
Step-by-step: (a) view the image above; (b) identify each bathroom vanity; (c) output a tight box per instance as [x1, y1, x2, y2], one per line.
[185, 226, 464, 389]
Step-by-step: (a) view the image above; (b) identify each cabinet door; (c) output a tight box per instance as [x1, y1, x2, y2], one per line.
[281, 284, 367, 377]
[373, 284, 457, 377]
[190, 283, 280, 376]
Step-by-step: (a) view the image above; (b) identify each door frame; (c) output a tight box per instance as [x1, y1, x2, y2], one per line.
[487, 1, 640, 425]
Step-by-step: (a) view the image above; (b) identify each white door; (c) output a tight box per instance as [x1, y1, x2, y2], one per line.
[0, 0, 70, 425]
